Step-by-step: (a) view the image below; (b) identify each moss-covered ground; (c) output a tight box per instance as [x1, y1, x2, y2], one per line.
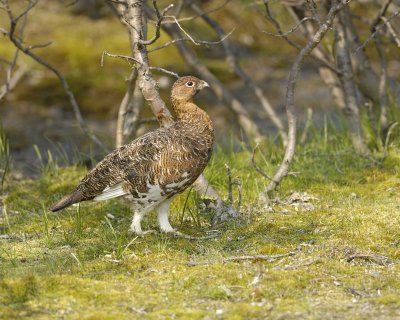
[1, 129, 400, 320]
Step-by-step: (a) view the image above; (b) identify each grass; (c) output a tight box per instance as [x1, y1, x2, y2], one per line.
[1, 125, 400, 319]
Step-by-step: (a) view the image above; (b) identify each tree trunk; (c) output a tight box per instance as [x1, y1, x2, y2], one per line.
[335, 12, 369, 154]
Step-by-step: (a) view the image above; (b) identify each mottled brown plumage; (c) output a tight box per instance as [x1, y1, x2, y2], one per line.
[50, 76, 213, 235]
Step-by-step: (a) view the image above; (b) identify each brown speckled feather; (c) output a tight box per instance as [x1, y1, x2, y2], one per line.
[50, 76, 214, 214]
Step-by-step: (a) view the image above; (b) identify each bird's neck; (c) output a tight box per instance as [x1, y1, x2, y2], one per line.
[171, 99, 213, 132]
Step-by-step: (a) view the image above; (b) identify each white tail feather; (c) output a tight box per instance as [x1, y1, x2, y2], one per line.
[94, 183, 128, 201]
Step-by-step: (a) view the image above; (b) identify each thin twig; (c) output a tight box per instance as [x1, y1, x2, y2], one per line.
[148, 29, 234, 52]
[236, 176, 242, 213]
[251, 143, 273, 181]
[139, 1, 174, 45]
[149, 66, 179, 78]
[0, 66, 27, 101]
[172, 231, 220, 241]
[264, 2, 341, 76]
[275, 256, 321, 270]
[171, 0, 231, 23]
[101, 51, 142, 66]
[25, 41, 53, 51]
[225, 163, 233, 205]
[264, 1, 302, 49]
[187, 252, 296, 266]
[263, 16, 318, 37]
[165, 15, 200, 45]
[354, 10, 400, 54]
[306, 0, 321, 26]
[381, 16, 400, 47]
[346, 253, 390, 266]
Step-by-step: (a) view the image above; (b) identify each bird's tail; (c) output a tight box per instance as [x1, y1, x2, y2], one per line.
[49, 190, 83, 212]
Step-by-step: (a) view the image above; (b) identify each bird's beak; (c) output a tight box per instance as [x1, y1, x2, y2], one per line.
[198, 80, 210, 90]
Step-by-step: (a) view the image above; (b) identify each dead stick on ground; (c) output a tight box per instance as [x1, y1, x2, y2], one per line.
[346, 254, 390, 266]
[275, 257, 321, 270]
[187, 252, 296, 266]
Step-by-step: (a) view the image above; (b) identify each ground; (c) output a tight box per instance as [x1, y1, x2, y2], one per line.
[1, 133, 400, 320]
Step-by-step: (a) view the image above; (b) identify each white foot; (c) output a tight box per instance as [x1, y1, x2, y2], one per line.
[136, 229, 158, 236]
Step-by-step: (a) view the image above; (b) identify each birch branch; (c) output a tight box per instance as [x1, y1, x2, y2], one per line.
[336, 9, 368, 154]
[259, 0, 349, 199]
[190, 2, 287, 145]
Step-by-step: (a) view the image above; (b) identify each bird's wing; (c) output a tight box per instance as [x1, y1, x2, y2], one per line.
[75, 129, 167, 201]
[74, 126, 213, 202]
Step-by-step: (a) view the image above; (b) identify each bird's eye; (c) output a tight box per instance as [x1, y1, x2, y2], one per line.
[186, 81, 194, 87]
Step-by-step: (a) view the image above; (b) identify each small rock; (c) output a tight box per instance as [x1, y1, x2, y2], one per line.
[370, 272, 382, 278]
[216, 309, 224, 315]
[106, 213, 115, 219]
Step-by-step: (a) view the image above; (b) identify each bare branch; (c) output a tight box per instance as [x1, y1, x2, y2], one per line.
[139, 1, 174, 46]
[381, 16, 400, 47]
[354, 10, 400, 53]
[225, 163, 233, 205]
[336, 9, 368, 154]
[264, 1, 302, 49]
[236, 176, 242, 213]
[372, 1, 392, 133]
[101, 50, 142, 66]
[2, 0, 107, 151]
[148, 29, 234, 52]
[116, 69, 139, 147]
[149, 66, 179, 78]
[260, 0, 348, 198]
[165, 15, 201, 45]
[262, 16, 318, 37]
[190, 2, 287, 144]
[264, 2, 341, 75]
[0, 65, 27, 101]
[25, 41, 53, 51]
[166, 0, 231, 23]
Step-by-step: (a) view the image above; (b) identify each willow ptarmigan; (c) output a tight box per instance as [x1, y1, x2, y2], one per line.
[50, 76, 213, 235]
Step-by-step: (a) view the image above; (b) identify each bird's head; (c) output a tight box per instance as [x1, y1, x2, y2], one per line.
[171, 76, 209, 104]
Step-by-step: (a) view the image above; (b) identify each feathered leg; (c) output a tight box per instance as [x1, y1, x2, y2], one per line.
[156, 198, 175, 233]
[130, 209, 156, 235]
